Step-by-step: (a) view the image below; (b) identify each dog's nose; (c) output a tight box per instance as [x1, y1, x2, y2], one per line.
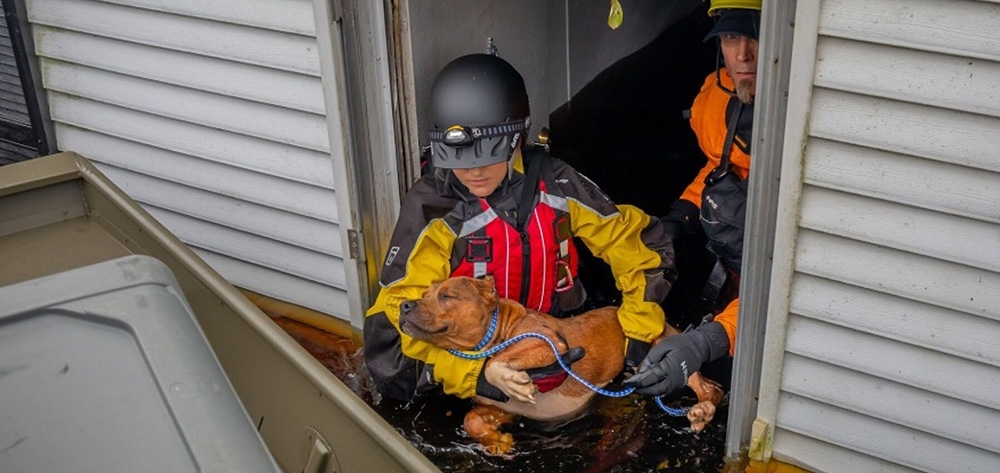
[400, 300, 416, 314]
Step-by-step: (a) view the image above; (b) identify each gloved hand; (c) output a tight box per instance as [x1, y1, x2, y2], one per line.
[623, 321, 729, 396]
[661, 199, 700, 244]
[526, 346, 585, 393]
[625, 337, 652, 371]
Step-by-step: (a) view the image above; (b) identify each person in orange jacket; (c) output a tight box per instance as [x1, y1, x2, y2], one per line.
[625, 0, 760, 396]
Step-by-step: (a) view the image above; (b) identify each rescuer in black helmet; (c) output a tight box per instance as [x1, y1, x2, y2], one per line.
[364, 51, 677, 404]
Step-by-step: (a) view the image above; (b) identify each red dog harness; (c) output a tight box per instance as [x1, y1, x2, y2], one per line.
[533, 372, 569, 393]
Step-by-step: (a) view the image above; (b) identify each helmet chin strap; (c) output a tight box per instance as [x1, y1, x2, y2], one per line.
[507, 141, 522, 179]
[714, 46, 737, 97]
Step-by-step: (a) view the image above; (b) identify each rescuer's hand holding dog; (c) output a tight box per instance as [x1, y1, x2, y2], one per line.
[624, 321, 730, 396]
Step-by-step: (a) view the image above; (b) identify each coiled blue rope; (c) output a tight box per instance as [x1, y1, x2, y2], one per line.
[448, 331, 690, 417]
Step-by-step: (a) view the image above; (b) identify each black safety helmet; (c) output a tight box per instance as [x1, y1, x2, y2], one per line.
[704, 0, 762, 41]
[704, 9, 761, 41]
[428, 54, 531, 170]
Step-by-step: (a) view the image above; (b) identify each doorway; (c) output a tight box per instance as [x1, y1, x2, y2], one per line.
[401, 0, 720, 325]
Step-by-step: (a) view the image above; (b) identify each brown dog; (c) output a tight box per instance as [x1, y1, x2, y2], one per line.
[399, 275, 723, 454]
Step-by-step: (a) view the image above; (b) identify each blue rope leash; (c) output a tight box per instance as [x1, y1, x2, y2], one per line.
[448, 331, 690, 417]
[469, 307, 499, 351]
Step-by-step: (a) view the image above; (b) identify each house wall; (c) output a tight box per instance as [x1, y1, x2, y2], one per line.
[756, 0, 1000, 471]
[405, 0, 700, 151]
[23, 0, 355, 319]
[1, 1, 37, 163]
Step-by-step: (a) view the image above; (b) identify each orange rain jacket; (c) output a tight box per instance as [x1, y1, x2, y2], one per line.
[679, 69, 750, 355]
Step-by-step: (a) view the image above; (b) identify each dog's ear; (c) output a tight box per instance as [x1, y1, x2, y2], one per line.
[478, 275, 498, 300]
[480, 274, 495, 287]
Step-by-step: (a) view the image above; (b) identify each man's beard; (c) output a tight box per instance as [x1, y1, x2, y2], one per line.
[735, 79, 755, 105]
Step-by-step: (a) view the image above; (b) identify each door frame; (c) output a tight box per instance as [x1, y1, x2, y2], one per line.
[312, 0, 406, 326]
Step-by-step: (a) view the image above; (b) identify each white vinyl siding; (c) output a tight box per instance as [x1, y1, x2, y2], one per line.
[1, 10, 29, 128]
[1, 2, 38, 165]
[758, 0, 1000, 471]
[26, 0, 351, 318]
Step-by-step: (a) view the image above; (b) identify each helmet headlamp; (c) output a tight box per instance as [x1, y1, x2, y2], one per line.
[427, 117, 531, 169]
[430, 118, 529, 148]
[442, 126, 476, 147]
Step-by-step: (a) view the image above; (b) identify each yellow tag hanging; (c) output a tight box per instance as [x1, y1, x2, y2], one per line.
[608, 0, 623, 30]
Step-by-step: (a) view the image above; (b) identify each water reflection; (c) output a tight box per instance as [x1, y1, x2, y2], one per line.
[272, 315, 727, 473]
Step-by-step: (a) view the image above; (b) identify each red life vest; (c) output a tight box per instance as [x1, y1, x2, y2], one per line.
[450, 181, 578, 314]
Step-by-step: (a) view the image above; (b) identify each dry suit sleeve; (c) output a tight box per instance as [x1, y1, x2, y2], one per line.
[363, 218, 485, 400]
[555, 165, 673, 343]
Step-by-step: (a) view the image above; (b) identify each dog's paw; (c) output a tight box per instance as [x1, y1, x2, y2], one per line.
[686, 400, 716, 432]
[482, 432, 515, 456]
[465, 405, 516, 455]
[485, 361, 537, 403]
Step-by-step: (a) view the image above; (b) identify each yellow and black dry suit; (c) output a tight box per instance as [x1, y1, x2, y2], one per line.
[679, 69, 753, 354]
[364, 150, 675, 401]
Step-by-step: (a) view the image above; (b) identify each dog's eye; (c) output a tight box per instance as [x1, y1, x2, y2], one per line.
[438, 293, 453, 301]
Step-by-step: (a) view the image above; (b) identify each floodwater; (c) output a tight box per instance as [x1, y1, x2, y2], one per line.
[273, 315, 729, 473]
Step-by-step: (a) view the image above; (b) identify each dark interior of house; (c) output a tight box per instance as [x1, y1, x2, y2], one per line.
[549, 5, 724, 333]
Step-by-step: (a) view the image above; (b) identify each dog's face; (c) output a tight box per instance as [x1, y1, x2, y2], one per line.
[399, 276, 498, 350]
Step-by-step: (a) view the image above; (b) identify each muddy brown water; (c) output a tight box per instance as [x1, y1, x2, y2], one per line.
[273, 315, 728, 473]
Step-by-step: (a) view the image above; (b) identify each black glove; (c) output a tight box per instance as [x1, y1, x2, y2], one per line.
[527, 346, 585, 393]
[526, 346, 586, 379]
[623, 321, 729, 396]
[625, 337, 652, 371]
[661, 199, 700, 244]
